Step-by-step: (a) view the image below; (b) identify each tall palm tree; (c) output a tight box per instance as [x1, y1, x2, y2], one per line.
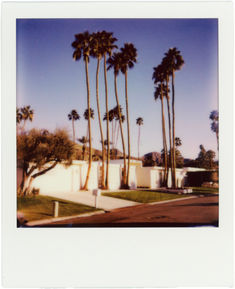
[161, 58, 174, 186]
[119, 43, 137, 187]
[90, 31, 105, 188]
[153, 65, 168, 186]
[21, 105, 34, 132]
[136, 117, 143, 159]
[164, 47, 184, 188]
[68, 109, 80, 142]
[100, 31, 117, 189]
[209, 110, 219, 151]
[107, 52, 127, 186]
[153, 83, 168, 186]
[72, 31, 93, 190]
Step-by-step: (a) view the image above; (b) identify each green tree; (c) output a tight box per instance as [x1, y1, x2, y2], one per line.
[120, 43, 137, 187]
[68, 109, 80, 142]
[72, 31, 94, 190]
[196, 145, 216, 169]
[17, 129, 75, 195]
[136, 117, 143, 159]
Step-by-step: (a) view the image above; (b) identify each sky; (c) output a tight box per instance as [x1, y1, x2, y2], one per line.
[16, 18, 218, 159]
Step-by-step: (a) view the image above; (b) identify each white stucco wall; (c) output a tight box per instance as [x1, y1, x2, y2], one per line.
[29, 161, 99, 194]
[128, 166, 137, 189]
[136, 166, 188, 189]
[102, 163, 122, 190]
[136, 166, 151, 187]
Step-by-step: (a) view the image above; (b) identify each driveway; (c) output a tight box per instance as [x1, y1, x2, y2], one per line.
[40, 190, 139, 211]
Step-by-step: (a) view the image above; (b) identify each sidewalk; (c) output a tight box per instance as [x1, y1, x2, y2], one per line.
[40, 190, 140, 211]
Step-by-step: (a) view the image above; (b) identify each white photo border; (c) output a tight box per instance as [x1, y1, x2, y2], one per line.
[1, 1, 233, 287]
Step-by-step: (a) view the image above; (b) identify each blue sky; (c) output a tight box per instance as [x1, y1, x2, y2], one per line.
[17, 18, 218, 159]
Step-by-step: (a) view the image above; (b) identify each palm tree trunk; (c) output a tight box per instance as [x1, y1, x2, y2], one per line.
[172, 70, 176, 188]
[160, 83, 168, 187]
[125, 71, 131, 187]
[166, 77, 173, 188]
[104, 53, 110, 189]
[114, 72, 127, 186]
[95, 57, 105, 189]
[115, 123, 120, 148]
[83, 57, 92, 190]
[72, 119, 75, 142]
[216, 131, 219, 151]
[114, 120, 118, 148]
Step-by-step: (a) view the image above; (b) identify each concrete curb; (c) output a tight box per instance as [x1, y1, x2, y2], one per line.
[148, 195, 198, 205]
[26, 210, 105, 227]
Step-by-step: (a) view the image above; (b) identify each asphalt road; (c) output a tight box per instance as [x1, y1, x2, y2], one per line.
[38, 195, 219, 228]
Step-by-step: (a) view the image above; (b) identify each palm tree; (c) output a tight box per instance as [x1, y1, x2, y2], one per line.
[175, 137, 182, 147]
[100, 31, 117, 189]
[21, 105, 34, 132]
[161, 58, 174, 186]
[136, 117, 143, 159]
[119, 43, 137, 187]
[72, 31, 93, 190]
[78, 136, 88, 160]
[84, 108, 94, 140]
[209, 110, 219, 150]
[153, 65, 168, 186]
[16, 107, 23, 135]
[68, 109, 80, 142]
[107, 52, 127, 186]
[90, 31, 106, 188]
[164, 47, 184, 188]
[115, 114, 125, 148]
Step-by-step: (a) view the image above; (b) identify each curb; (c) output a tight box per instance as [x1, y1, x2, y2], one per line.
[26, 210, 105, 227]
[148, 195, 198, 206]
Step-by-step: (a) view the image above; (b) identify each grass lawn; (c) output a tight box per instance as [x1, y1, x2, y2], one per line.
[190, 187, 219, 194]
[17, 195, 99, 222]
[102, 190, 189, 203]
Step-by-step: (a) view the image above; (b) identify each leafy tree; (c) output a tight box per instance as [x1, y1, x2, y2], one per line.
[209, 110, 219, 150]
[72, 31, 93, 190]
[17, 129, 75, 195]
[196, 145, 216, 169]
[136, 117, 143, 159]
[120, 43, 137, 187]
[68, 109, 80, 142]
